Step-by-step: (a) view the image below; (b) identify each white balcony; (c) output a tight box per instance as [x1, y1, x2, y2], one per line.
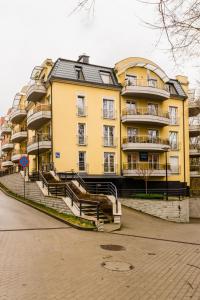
[122, 136, 170, 152]
[11, 130, 27, 143]
[10, 108, 27, 123]
[0, 126, 12, 136]
[189, 124, 200, 137]
[121, 108, 170, 126]
[27, 105, 51, 130]
[1, 160, 14, 167]
[2, 143, 14, 152]
[26, 83, 47, 102]
[27, 134, 52, 155]
[121, 80, 170, 100]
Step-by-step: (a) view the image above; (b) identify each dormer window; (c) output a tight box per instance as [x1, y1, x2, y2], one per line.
[100, 71, 113, 84]
[75, 66, 84, 80]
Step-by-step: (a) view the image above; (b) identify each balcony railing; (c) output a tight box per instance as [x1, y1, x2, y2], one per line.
[77, 106, 87, 117]
[103, 109, 116, 119]
[27, 104, 51, 130]
[13, 126, 27, 134]
[123, 162, 171, 171]
[121, 107, 170, 125]
[10, 106, 27, 123]
[103, 163, 117, 174]
[77, 135, 88, 146]
[122, 79, 170, 100]
[123, 162, 179, 176]
[77, 163, 88, 173]
[28, 134, 51, 146]
[123, 136, 170, 145]
[26, 82, 47, 102]
[122, 108, 169, 118]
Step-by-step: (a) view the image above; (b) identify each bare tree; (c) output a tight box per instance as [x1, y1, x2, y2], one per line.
[136, 163, 154, 194]
[70, 0, 96, 16]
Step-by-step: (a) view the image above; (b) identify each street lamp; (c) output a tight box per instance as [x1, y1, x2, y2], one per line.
[163, 146, 169, 200]
[37, 132, 41, 179]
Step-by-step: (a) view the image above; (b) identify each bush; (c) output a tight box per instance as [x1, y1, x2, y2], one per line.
[133, 193, 164, 200]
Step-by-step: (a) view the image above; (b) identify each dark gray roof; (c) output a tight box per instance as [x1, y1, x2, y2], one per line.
[168, 79, 187, 98]
[49, 58, 120, 87]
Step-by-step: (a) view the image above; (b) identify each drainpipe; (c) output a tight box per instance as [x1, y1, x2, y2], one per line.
[50, 81, 54, 170]
[119, 91, 122, 176]
[183, 100, 186, 184]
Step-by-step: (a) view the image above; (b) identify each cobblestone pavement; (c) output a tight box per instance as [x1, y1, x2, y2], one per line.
[1, 192, 200, 300]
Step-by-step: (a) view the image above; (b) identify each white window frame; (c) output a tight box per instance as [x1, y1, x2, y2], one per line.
[102, 98, 115, 119]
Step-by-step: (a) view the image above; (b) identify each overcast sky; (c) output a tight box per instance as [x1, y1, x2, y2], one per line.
[0, 0, 199, 115]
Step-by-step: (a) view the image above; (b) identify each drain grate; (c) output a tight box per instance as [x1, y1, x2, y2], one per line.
[102, 261, 134, 272]
[100, 244, 126, 251]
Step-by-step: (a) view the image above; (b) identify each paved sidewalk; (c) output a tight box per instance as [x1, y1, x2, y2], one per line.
[1, 192, 200, 299]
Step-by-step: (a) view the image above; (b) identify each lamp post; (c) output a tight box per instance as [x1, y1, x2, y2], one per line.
[37, 132, 40, 179]
[163, 146, 169, 200]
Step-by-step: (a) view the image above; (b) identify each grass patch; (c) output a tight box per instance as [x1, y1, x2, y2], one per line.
[133, 193, 164, 200]
[0, 182, 96, 230]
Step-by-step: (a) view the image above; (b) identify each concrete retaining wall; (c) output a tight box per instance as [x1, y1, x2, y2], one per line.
[121, 198, 189, 223]
[189, 198, 200, 218]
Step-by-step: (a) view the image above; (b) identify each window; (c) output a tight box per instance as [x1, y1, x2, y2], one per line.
[169, 131, 178, 150]
[169, 156, 179, 173]
[77, 96, 86, 116]
[148, 103, 158, 115]
[169, 107, 178, 125]
[148, 129, 159, 141]
[100, 71, 113, 84]
[78, 151, 86, 172]
[127, 127, 138, 143]
[78, 123, 86, 145]
[148, 79, 157, 88]
[126, 101, 136, 114]
[103, 99, 114, 119]
[127, 153, 137, 170]
[126, 75, 137, 86]
[104, 152, 115, 173]
[75, 66, 84, 80]
[148, 154, 159, 169]
[103, 126, 114, 146]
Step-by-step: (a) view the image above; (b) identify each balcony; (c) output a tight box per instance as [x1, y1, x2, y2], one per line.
[121, 79, 170, 100]
[10, 107, 27, 123]
[0, 126, 12, 136]
[103, 163, 117, 175]
[103, 137, 117, 148]
[27, 104, 51, 130]
[11, 151, 27, 162]
[77, 136, 88, 146]
[27, 134, 52, 155]
[190, 165, 200, 177]
[122, 136, 170, 152]
[190, 144, 200, 156]
[189, 100, 200, 117]
[1, 160, 14, 168]
[189, 124, 200, 137]
[26, 82, 47, 102]
[121, 108, 170, 126]
[123, 162, 172, 177]
[1, 142, 14, 152]
[11, 128, 27, 143]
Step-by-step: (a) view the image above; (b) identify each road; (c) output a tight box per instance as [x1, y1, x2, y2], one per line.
[1, 190, 200, 300]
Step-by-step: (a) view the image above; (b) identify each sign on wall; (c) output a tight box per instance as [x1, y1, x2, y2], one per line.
[55, 152, 61, 159]
[139, 152, 148, 162]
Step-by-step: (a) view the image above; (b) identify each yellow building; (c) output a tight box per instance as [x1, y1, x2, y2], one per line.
[1, 55, 190, 193]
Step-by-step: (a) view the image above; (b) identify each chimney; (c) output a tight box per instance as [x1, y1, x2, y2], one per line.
[77, 54, 90, 64]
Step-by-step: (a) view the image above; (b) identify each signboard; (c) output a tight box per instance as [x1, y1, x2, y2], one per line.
[139, 152, 148, 162]
[55, 152, 60, 159]
[19, 156, 29, 168]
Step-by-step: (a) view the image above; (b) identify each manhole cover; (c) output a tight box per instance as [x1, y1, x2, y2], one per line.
[102, 261, 134, 272]
[100, 244, 126, 251]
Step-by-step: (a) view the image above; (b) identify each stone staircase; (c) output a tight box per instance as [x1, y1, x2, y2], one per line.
[0, 173, 71, 214]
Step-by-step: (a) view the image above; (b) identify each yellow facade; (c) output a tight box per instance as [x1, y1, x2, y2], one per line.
[0, 55, 190, 188]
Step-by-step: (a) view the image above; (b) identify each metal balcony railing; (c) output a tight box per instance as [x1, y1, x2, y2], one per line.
[28, 134, 51, 146]
[103, 137, 117, 147]
[13, 126, 27, 134]
[27, 104, 51, 118]
[124, 79, 169, 91]
[123, 162, 171, 171]
[123, 136, 170, 145]
[77, 163, 88, 173]
[103, 109, 116, 119]
[77, 135, 88, 146]
[103, 163, 117, 174]
[77, 106, 87, 117]
[122, 107, 169, 118]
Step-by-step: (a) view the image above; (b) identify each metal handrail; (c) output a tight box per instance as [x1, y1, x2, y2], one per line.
[123, 136, 170, 145]
[123, 162, 171, 170]
[27, 104, 51, 118]
[28, 134, 51, 146]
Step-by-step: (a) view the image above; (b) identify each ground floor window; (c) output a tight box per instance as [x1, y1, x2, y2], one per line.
[78, 151, 86, 172]
[104, 152, 115, 173]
